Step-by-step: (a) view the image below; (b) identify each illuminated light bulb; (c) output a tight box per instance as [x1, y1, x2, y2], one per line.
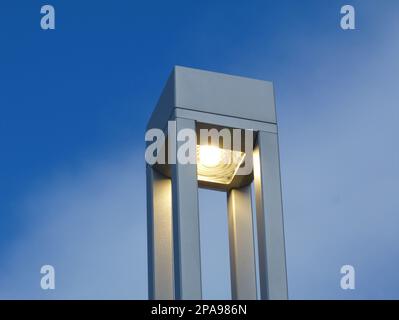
[196, 145, 246, 185]
[198, 145, 222, 167]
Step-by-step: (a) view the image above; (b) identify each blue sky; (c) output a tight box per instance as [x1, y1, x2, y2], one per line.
[0, 0, 398, 299]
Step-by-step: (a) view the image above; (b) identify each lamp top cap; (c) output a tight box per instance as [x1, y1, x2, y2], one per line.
[148, 66, 277, 129]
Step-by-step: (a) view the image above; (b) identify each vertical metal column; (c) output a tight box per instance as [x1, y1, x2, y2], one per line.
[253, 131, 288, 300]
[171, 117, 202, 299]
[147, 165, 174, 299]
[227, 185, 257, 300]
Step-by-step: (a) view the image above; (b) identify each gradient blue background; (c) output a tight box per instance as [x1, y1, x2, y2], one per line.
[1, 0, 398, 299]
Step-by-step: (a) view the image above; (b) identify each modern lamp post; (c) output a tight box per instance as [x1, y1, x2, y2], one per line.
[146, 66, 288, 300]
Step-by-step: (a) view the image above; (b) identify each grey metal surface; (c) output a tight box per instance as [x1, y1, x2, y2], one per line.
[147, 66, 288, 300]
[147, 70, 176, 131]
[253, 131, 288, 300]
[175, 108, 277, 133]
[146, 165, 174, 299]
[171, 117, 203, 299]
[174, 66, 276, 123]
[147, 66, 277, 132]
[227, 185, 257, 300]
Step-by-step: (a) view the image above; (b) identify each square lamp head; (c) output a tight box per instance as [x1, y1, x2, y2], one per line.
[196, 144, 246, 185]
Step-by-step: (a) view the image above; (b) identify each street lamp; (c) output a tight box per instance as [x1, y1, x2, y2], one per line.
[146, 66, 288, 300]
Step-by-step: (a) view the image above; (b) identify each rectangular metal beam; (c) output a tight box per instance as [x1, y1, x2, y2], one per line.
[147, 165, 174, 299]
[227, 185, 258, 300]
[253, 131, 288, 300]
[171, 117, 202, 299]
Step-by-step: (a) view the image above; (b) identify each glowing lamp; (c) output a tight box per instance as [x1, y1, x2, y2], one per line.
[146, 66, 287, 301]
